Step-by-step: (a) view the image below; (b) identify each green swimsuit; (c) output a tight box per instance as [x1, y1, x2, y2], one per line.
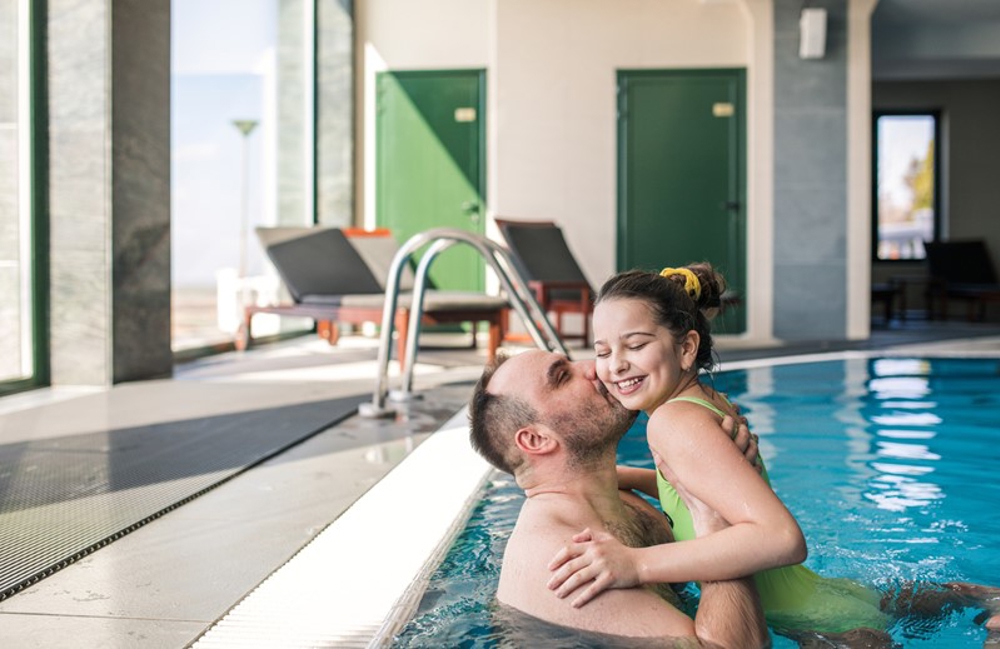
[656, 396, 890, 634]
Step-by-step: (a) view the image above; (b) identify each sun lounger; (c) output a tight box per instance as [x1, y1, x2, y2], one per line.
[238, 227, 507, 365]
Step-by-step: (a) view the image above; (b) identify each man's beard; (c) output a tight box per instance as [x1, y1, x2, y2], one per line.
[547, 399, 638, 469]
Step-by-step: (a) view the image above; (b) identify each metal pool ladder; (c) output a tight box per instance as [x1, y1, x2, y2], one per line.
[358, 228, 570, 418]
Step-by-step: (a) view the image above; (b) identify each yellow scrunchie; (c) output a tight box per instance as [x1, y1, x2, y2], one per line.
[660, 267, 702, 301]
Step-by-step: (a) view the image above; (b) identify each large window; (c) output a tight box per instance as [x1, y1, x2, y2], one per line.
[171, 0, 315, 352]
[0, 0, 42, 392]
[873, 112, 940, 261]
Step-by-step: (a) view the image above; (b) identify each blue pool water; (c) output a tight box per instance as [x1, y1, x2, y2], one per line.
[395, 357, 1000, 647]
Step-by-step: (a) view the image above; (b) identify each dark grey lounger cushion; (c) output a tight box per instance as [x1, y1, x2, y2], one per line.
[348, 235, 417, 291]
[301, 290, 507, 312]
[500, 223, 591, 301]
[258, 227, 384, 302]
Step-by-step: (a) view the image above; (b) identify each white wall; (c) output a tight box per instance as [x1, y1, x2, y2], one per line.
[355, 0, 492, 230]
[491, 0, 748, 287]
[358, 0, 778, 340]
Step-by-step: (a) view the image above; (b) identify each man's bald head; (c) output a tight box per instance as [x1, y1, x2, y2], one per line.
[469, 353, 535, 474]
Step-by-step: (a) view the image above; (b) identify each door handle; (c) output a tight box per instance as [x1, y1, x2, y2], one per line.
[721, 200, 741, 212]
[462, 201, 481, 224]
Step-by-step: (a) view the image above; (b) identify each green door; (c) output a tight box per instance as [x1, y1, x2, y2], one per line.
[376, 70, 486, 291]
[618, 69, 746, 333]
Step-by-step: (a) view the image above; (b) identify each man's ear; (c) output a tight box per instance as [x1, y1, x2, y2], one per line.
[680, 330, 700, 372]
[514, 424, 559, 457]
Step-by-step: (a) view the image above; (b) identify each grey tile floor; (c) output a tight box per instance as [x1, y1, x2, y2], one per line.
[0, 322, 999, 648]
[0, 334, 490, 649]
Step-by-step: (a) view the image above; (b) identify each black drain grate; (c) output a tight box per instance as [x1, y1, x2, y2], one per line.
[0, 395, 365, 600]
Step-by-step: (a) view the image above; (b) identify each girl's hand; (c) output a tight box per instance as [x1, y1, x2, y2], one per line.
[546, 528, 641, 608]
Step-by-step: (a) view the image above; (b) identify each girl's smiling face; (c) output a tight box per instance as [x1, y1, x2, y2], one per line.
[592, 297, 699, 414]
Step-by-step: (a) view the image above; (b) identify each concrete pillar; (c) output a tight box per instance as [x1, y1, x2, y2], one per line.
[772, 0, 849, 340]
[316, 0, 354, 227]
[278, 0, 353, 227]
[48, 0, 171, 384]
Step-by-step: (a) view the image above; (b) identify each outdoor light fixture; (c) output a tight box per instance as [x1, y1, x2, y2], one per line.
[799, 8, 827, 59]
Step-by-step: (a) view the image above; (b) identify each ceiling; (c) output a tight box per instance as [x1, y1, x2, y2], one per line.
[871, 0, 1000, 80]
[874, 0, 1000, 25]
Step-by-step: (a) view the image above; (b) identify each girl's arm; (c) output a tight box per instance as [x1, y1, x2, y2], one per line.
[548, 403, 805, 607]
[617, 415, 761, 499]
[615, 465, 659, 499]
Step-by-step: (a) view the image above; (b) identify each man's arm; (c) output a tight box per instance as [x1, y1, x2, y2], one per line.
[500, 504, 697, 639]
[682, 474, 770, 649]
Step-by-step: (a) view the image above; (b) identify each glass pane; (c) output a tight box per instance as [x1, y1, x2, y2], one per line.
[0, 0, 33, 383]
[876, 115, 936, 261]
[171, 0, 313, 352]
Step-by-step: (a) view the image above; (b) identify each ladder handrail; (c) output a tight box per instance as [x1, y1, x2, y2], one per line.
[359, 228, 569, 417]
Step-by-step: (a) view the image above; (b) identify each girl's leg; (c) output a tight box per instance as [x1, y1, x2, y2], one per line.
[781, 627, 894, 649]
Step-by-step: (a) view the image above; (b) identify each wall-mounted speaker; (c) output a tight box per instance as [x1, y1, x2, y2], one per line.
[799, 8, 827, 59]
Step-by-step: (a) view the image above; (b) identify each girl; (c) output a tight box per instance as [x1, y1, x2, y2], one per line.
[547, 264, 896, 638]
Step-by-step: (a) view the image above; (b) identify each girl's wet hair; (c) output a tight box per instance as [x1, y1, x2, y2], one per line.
[594, 263, 726, 373]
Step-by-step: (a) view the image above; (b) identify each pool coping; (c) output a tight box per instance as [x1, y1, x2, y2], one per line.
[191, 407, 492, 648]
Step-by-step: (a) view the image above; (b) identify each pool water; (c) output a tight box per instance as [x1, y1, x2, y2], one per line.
[394, 357, 1000, 647]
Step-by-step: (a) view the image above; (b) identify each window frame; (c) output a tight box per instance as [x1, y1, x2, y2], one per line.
[0, 0, 48, 397]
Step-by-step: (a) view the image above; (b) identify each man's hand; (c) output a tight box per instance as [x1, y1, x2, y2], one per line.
[720, 406, 763, 474]
[546, 528, 641, 608]
[661, 457, 729, 537]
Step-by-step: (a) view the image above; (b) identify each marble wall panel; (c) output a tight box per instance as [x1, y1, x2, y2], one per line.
[49, 247, 110, 384]
[773, 111, 847, 190]
[47, 0, 111, 385]
[316, 0, 354, 227]
[110, 0, 171, 382]
[0, 1, 16, 124]
[47, 0, 172, 384]
[773, 261, 847, 339]
[772, 0, 849, 340]
[774, 186, 848, 263]
[48, 129, 108, 232]
[278, 0, 308, 225]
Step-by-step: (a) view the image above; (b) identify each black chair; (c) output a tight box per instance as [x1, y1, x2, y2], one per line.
[924, 240, 1000, 321]
[239, 227, 508, 365]
[494, 218, 594, 346]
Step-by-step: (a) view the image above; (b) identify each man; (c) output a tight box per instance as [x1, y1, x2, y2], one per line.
[469, 350, 770, 648]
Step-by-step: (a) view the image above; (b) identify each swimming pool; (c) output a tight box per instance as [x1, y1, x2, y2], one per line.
[394, 356, 1000, 647]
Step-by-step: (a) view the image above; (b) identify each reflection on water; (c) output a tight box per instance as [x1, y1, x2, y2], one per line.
[875, 442, 940, 461]
[864, 364, 942, 514]
[867, 377, 932, 398]
[870, 358, 932, 377]
[865, 471, 944, 512]
[872, 412, 942, 426]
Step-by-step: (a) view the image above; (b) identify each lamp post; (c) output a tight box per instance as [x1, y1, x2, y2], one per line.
[232, 119, 259, 284]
